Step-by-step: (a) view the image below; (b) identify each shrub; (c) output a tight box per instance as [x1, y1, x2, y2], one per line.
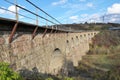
[91, 67, 120, 80]
[64, 77, 74, 80]
[0, 62, 23, 80]
[88, 31, 120, 55]
[45, 77, 54, 80]
[92, 31, 120, 48]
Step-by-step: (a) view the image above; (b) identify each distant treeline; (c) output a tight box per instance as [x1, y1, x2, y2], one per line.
[62, 23, 120, 30]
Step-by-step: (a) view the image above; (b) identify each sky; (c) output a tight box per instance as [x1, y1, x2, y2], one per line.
[0, 0, 120, 25]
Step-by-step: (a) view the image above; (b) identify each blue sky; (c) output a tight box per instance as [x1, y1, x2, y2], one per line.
[0, 0, 120, 25]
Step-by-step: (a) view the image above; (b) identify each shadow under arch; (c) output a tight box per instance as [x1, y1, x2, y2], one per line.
[49, 48, 64, 75]
[53, 48, 61, 54]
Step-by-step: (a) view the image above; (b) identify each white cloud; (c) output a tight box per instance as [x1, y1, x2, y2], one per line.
[86, 3, 93, 7]
[64, 11, 120, 24]
[90, 14, 100, 18]
[68, 14, 101, 23]
[0, 5, 25, 20]
[69, 15, 79, 23]
[79, 13, 102, 23]
[55, 1, 95, 23]
[69, 15, 78, 20]
[61, 3, 94, 17]
[86, 13, 120, 23]
[106, 14, 120, 23]
[79, 0, 86, 2]
[89, 13, 105, 23]
[80, 14, 88, 17]
[0, 8, 6, 14]
[110, 18, 117, 22]
[8, 5, 20, 13]
[107, 3, 120, 14]
[52, 0, 68, 6]
[0, 5, 20, 15]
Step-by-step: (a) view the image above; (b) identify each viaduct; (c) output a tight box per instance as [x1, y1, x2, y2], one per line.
[0, 17, 98, 75]
[0, 0, 98, 77]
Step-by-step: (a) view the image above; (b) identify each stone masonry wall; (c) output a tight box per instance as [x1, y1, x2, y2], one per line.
[0, 31, 98, 75]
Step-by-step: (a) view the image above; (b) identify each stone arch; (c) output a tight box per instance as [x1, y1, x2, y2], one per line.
[91, 33, 93, 35]
[76, 36, 79, 40]
[88, 33, 90, 36]
[53, 48, 61, 54]
[84, 34, 86, 37]
[66, 40, 69, 43]
[80, 35, 82, 37]
[66, 40, 69, 45]
[71, 37, 74, 40]
[49, 48, 64, 75]
[76, 36, 78, 39]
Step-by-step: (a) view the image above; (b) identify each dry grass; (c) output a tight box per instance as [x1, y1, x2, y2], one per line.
[76, 31, 120, 80]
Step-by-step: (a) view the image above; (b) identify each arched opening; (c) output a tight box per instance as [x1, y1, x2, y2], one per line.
[71, 37, 74, 44]
[94, 33, 96, 35]
[76, 36, 79, 43]
[76, 36, 78, 39]
[66, 40, 69, 43]
[50, 48, 64, 75]
[53, 48, 61, 54]
[84, 34, 86, 37]
[80, 35, 82, 37]
[91, 33, 93, 35]
[71, 37, 73, 40]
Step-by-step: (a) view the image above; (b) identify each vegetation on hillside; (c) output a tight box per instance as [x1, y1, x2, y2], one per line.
[76, 31, 120, 80]
[64, 23, 120, 30]
[88, 31, 120, 55]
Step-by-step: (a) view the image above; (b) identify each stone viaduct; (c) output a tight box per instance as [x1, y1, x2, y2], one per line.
[0, 18, 98, 75]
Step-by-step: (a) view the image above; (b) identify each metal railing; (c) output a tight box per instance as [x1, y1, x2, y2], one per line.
[0, 0, 71, 31]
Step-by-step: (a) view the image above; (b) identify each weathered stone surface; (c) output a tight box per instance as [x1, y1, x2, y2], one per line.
[0, 37, 5, 45]
[0, 31, 98, 75]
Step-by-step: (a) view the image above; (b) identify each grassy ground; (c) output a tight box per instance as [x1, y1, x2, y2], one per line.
[82, 53, 120, 70]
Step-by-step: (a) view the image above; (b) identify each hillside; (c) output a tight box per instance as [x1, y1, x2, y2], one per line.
[75, 31, 120, 80]
[63, 23, 120, 30]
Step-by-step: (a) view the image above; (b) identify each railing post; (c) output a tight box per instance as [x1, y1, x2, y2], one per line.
[55, 25, 57, 33]
[36, 9, 38, 26]
[9, 0, 18, 43]
[9, 22, 18, 43]
[42, 28, 47, 38]
[32, 8, 38, 39]
[46, 15, 48, 28]
[15, 0, 18, 21]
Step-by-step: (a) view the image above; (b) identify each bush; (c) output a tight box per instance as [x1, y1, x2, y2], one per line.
[91, 67, 120, 80]
[0, 62, 23, 80]
[88, 31, 120, 55]
[92, 31, 120, 48]
[45, 77, 54, 80]
[64, 77, 74, 80]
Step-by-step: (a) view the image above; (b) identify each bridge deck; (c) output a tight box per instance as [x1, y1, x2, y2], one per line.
[0, 17, 59, 32]
[0, 17, 92, 33]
